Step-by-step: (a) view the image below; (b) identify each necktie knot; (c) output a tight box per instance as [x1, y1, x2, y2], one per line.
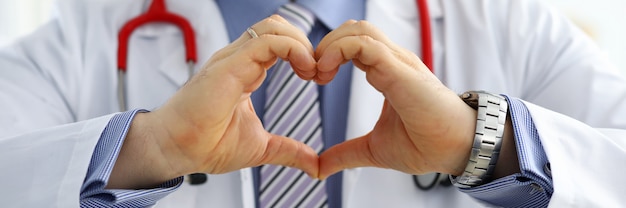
[277, 3, 316, 34]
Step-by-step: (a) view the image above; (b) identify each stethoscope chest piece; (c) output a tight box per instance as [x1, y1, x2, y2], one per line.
[413, 173, 452, 191]
[187, 173, 208, 185]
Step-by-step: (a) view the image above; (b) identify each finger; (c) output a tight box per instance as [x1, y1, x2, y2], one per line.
[317, 35, 414, 93]
[188, 34, 317, 116]
[316, 20, 394, 60]
[308, 20, 358, 84]
[260, 134, 320, 178]
[315, 19, 357, 57]
[244, 35, 317, 74]
[249, 15, 317, 81]
[235, 15, 314, 56]
[318, 134, 383, 180]
[226, 34, 317, 93]
[291, 62, 318, 81]
[314, 68, 340, 85]
[209, 15, 314, 65]
[314, 20, 411, 85]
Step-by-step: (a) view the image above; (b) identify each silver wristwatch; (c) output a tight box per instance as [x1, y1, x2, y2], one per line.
[450, 91, 508, 188]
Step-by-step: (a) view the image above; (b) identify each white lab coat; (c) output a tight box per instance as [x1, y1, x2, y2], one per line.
[1, 0, 625, 207]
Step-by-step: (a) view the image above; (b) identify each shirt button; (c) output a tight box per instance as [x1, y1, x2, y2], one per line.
[530, 183, 543, 194]
[543, 163, 552, 178]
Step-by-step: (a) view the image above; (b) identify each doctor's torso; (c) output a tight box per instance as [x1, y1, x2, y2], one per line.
[32, 0, 610, 207]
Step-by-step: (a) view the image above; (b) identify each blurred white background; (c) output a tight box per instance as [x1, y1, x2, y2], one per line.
[0, 1, 54, 46]
[0, 0, 625, 74]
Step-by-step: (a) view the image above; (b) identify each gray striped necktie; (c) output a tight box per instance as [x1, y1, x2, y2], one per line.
[260, 3, 328, 208]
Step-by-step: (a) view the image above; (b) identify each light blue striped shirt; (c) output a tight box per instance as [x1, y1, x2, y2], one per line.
[458, 96, 552, 207]
[81, 98, 553, 207]
[80, 109, 183, 207]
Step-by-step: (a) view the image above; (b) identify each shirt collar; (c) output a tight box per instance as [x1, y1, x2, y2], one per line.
[298, 0, 365, 30]
[216, 0, 286, 42]
[216, 0, 365, 42]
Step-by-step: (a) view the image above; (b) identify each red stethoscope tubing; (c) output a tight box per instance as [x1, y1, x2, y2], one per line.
[114, 0, 432, 109]
[116, 0, 197, 111]
[416, 0, 434, 72]
[415, 0, 449, 191]
[117, 0, 197, 72]
[116, 0, 432, 74]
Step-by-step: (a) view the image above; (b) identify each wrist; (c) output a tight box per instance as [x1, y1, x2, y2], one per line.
[107, 111, 185, 189]
[447, 102, 477, 176]
[450, 91, 509, 187]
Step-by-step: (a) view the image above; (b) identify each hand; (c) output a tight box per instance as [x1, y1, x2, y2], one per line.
[107, 15, 321, 189]
[316, 20, 479, 179]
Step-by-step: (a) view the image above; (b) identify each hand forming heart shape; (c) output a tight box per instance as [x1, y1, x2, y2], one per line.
[109, 15, 480, 189]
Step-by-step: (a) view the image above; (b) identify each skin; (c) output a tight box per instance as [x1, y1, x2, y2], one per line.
[107, 16, 519, 190]
[315, 20, 520, 179]
[108, 15, 320, 189]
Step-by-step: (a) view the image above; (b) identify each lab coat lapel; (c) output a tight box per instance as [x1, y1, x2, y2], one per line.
[149, 0, 220, 88]
[123, 27, 189, 110]
[156, 39, 191, 87]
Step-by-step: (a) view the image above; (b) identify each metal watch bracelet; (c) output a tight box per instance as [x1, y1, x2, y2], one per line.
[450, 91, 508, 188]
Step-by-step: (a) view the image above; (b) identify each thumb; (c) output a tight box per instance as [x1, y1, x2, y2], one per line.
[261, 134, 320, 178]
[319, 134, 381, 180]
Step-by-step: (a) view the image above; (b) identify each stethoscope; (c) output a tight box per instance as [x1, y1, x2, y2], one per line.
[116, 0, 446, 190]
[411, 0, 454, 191]
[116, 0, 197, 112]
[116, 0, 206, 185]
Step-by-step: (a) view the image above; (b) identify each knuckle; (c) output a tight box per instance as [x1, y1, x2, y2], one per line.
[268, 14, 287, 23]
[356, 34, 373, 42]
[354, 20, 373, 29]
[264, 15, 281, 23]
[338, 19, 358, 28]
[257, 17, 281, 31]
[239, 38, 256, 50]
[344, 19, 358, 25]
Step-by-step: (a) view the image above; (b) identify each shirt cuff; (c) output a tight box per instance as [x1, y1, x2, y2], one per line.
[459, 96, 553, 207]
[80, 109, 183, 207]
